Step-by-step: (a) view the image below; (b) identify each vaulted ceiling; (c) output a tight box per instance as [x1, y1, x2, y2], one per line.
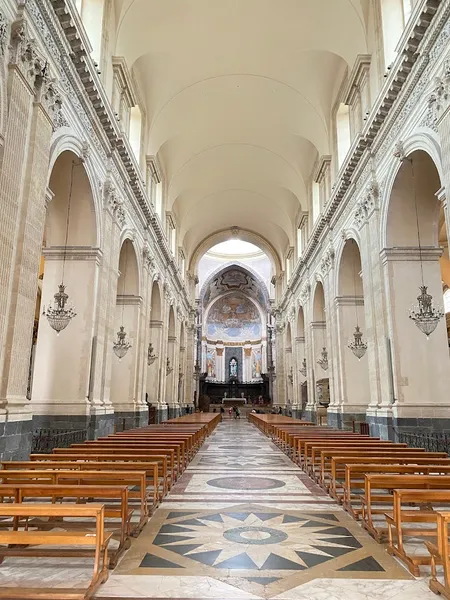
[113, 0, 370, 265]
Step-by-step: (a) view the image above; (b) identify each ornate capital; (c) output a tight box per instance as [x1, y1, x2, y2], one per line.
[354, 178, 379, 228]
[299, 282, 310, 304]
[103, 179, 126, 227]
[0, 11, 9, 58]
[9, 21, 45, 91]
[427, 61, 450, 126]
[393, 140, 406, 161]
[320, 247, 335, 275]
[143, 243, 155, 273]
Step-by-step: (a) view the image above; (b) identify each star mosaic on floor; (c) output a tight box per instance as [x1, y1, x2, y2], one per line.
[116, 504, 412, 597]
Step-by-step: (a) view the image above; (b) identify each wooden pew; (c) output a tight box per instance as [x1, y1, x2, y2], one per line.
[306, 441, 406, 480]
[295, 434, 374, 466]
[70, 441, 185, 479]
[317, 449, 446, 489]
[361, 474, 450, 541]
[0, 468, 150, 533]
[341, 461, 450, 517]
[30, 453, 170, 496]
[386, 488, 450, 575]
[1, 460, 159, 511]
[0, 484, 130, 568]
[425, 511, 450, 599]
[0, 503, 110, 599]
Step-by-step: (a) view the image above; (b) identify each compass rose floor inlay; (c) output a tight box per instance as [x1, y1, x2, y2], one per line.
[93, 420, 439, 599]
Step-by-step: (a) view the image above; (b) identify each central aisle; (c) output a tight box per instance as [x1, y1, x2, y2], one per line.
[98, 419, 436, 599]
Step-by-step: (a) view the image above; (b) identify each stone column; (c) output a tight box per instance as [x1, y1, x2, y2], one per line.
[244, 344, 252, 382]
[353, 182, 392, 436]
[89, 180, 122, 435]
[110, 294, 142, 430]
[32, 247, 102, 429]
[333, 295, 370, 428]
[0, 22, 59, 458]
[147, 318, 164, 419]
[184, 321, 195, 408]
[166, 335, 177, 416]
[309, 321, 326, 421]
[382, 247, 450, 430]
[294, 335, 305, 417]
[274, 322, 286, 407]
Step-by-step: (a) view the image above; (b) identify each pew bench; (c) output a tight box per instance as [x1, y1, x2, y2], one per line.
[0, 469, 150, 534]
[425, 511, 450, 599]
[386, 489, 450, 576]
[1, 460, 159, 513]
[318, 450, 446, 490]
[0, 484, 130, 568]
[341, 462, 450, 519]
[29, 453, 170, 497]
[0, 503, 110, 599]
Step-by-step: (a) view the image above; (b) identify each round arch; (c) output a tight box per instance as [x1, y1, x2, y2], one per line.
[190, 228, 282, 275]
[380, 134, 443, 249]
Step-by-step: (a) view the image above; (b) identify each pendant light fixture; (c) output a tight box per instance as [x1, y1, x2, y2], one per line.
[299, 357, 307, 377]
[43, 161, 77, 334]
[113, 242, 132, 359]
[348, 240, 368, 359]
[147, 342, 157, 365]
[408, 158, 444, 337]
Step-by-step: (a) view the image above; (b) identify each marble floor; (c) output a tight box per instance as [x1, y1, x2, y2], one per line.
[0, 420, 440, 599]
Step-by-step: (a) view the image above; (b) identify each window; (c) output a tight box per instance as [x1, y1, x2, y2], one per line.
[336, 104, 351, 168]
[312, 182, 320, 225]
[129, 106, 142, 163]
[229, 358, 238, 379]
[380, 0, 410, 68]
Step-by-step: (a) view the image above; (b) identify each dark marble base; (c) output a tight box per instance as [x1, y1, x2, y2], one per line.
[114, 410, 148, 432]
[327, 412, 367, 431]
[303, 409, 317, 424]
[168, 406, 182, 420]
[367, 414, 450, 441]
[157, 406, 169, 424]
[0, 418, 33, 461]
[32, 412, 115, 441]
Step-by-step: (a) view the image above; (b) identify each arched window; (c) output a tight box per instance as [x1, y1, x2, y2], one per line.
[129, 106, 142, 163]
[229, 357, 238, 379]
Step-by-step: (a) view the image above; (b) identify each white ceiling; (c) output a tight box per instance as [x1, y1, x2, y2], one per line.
[113, 0, 370, 265]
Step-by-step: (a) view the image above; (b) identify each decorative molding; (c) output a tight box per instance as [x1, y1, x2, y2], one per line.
[354, 179, 379, 228]
[320, 247, 335, 275]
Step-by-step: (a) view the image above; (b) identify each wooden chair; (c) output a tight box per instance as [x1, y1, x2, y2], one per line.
[0, 503, 110, 599]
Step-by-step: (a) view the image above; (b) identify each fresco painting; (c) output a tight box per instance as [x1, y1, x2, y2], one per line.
[206, 294, 261, 342]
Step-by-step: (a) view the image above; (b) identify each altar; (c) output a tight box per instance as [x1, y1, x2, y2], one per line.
[222, 397, 247, 406]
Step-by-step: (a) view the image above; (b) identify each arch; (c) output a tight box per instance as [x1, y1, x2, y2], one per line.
[312, 280, 326, 321]
[199, 263, 270, 310]
[204, 290, 266, 335]
[48, 133, 102, 248]
[168, 306, 176, 338]
[285, 322, 292, 350]
[297, 305, 305, 338]
[337, 238, 364, 297]
[117, 238, 139, 296]
[150, 280, 162, 321]
[190, 228, 281, 275]
[380, 134, 443, 248]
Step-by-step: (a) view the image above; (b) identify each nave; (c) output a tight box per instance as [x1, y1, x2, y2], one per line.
[94, 420, 434, 600]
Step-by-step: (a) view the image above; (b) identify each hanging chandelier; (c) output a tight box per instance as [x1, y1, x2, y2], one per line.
[288, 366, 293, 384]
[348, 240, 368, 359]
[299, 357, 307, 377]
[113, 325, 132, 359]
[317, 347, 329, 371]
[408, 158, 444, 337]
[410, 285, 444, 337]
[348, 325, 368, 359]
[113, 242, 132, 359]
[147, 342, 157, 365]
[166, 358, 173, 375]
[43, 283, 77, 334]
[43, 161, 77, 334]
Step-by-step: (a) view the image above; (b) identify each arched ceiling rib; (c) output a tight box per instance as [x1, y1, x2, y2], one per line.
[113, 0, 369, 266]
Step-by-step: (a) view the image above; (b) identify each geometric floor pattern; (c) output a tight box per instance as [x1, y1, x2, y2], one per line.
[93, 419, 440, 598]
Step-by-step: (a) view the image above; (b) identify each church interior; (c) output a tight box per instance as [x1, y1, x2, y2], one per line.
[1, 0, 450, 598]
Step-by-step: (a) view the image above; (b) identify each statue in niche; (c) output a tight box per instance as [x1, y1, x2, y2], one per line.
[229, 357, 238, 378]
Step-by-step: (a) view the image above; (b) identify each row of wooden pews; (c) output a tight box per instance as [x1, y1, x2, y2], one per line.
[250, 413, 450, 598]
[0, 412, 220, 600]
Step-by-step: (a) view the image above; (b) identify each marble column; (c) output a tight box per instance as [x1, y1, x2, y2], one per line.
[381, 247, 450, 430]
[0, 24, 58, 457]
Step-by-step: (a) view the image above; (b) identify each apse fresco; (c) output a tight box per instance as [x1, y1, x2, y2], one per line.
[206, 294, 261, 342]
